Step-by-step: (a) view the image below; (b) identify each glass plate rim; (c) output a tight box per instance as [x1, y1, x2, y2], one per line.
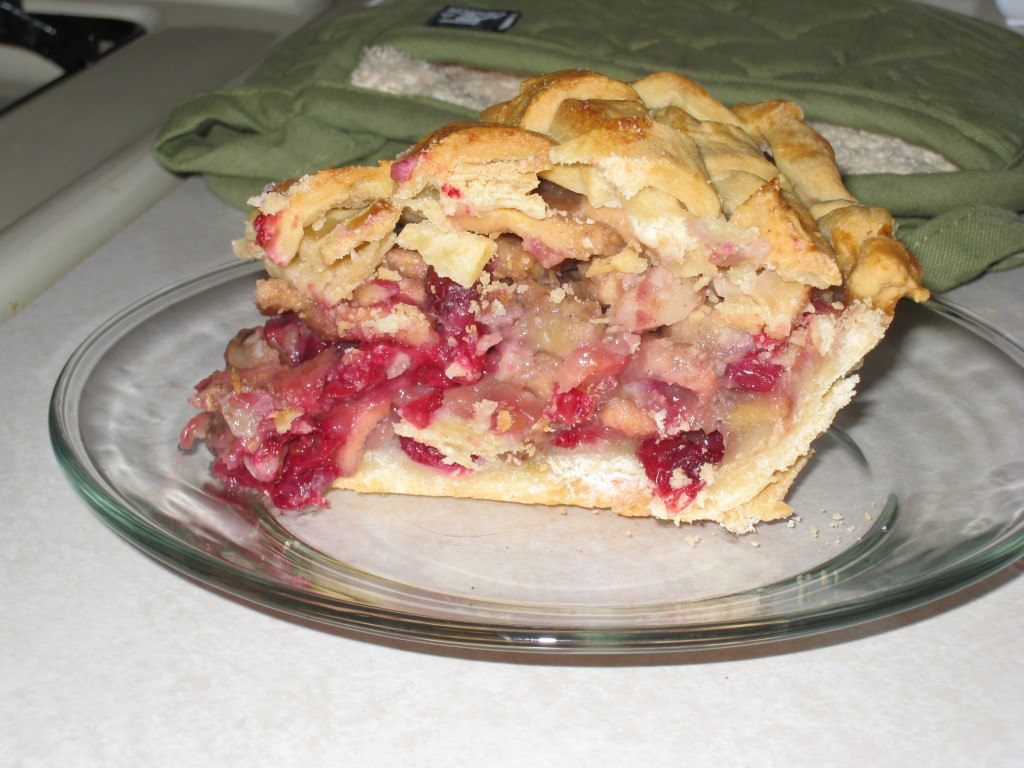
[49, 261, 1024, 654]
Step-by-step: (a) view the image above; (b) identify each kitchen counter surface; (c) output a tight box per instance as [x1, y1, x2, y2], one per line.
[3, 3, 1023, 766]
[5, 174, 1023, 768]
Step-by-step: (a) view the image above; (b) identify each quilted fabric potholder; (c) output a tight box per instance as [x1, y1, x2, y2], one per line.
[153, 0, 1024, 290]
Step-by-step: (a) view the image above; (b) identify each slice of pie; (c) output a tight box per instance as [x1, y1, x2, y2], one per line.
[181, 69, 928, 533]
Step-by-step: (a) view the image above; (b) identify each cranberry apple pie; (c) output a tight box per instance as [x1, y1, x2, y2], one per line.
[181, 69, 928, 533]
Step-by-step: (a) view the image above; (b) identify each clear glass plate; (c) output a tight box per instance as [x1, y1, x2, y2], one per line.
[50, 261, 1024, 653]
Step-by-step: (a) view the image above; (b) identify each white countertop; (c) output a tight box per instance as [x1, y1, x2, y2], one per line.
[3, 3, 1023, 767]
[5, 176, 1024, 768]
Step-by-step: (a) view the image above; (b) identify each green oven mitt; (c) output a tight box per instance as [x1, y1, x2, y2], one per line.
[153, 0, 1024, 291]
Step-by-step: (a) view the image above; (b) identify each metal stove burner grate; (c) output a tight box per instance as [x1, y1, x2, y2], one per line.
[0, 0, 144, 113]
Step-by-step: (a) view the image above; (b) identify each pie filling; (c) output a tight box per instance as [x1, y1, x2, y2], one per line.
[181, 178, 844, 514]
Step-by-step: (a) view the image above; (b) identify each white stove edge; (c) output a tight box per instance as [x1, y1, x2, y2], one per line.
[0, 0, 357, 324]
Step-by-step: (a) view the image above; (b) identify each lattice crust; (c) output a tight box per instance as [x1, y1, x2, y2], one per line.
[207, 69, 930, 533]
[482, 70, 927, 309]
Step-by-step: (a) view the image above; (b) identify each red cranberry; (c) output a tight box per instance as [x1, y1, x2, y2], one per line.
[421, 268, 489, 383]
[636, 430, 725, 504]
[324, 346, 389, 399]
[424, 268, 478, 335]
[214, 428, 338, 509]
[200, 295, 492, 510]
[266, 432, 339, 508]
[552, 420, 604, 448]
[399, 390, 444, 429]
[647, 380, 701, 430]
[399, 437, 467, 474]
[390, 152, 424, 182]
[545, 388, 595, 427]
[411, 361, 452, 389]
[252, 212, 278, 249]
[724, 355, 784, 393]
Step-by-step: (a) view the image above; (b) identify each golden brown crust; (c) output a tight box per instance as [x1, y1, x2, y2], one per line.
[669, 116, 778, 215]
[480, 69, 641, 133]
[551, 116, 722, 217]
[726, 99, 926, 312]
[728, 178, 841, 287]
[547, 97, 649, 142]
[399, 121, 556, 184]
[633, 71, 748, 131]
[732, 99, 854, 207]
